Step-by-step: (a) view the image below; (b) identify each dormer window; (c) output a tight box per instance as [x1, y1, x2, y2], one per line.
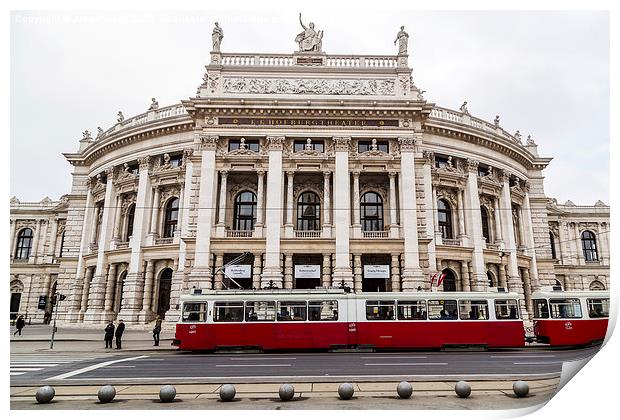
[358, 139, 388, 153]
[294, 139, 324, 153]
[229, 138, 259, 152]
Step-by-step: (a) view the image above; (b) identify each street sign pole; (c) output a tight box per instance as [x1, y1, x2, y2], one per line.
[50, 293, 59, 350]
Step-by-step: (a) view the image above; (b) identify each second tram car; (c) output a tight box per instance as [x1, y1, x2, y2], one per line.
[175, 289, 526, 351]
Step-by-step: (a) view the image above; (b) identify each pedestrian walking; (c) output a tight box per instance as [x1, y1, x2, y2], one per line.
[115, 319, 125, 349]
[152, 315, 162, 346]
[14, 315, 25, 336]
[104, 320, 115, 349]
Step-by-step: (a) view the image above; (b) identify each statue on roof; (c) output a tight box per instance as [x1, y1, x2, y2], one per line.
[117, 111, 124, 123]
[460, 101, 470, 115]
[295, 13, 323, 53]
[212, 22, 224, 52]
[494, 115, 500, 127]
[394, 26, 409, 55]
[149, 98, 159, 111]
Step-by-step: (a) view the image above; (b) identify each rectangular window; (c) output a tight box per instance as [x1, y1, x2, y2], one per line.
[459, 300, 490, 320]
[550, 298, 582, 319]
[228, 139, 260, 152]
[435, 157, 450, 168]
[365, 300, 395, 320]
[587, 298, 609, 318]
[169, 154, 183, 167]
[533, 299, 549, 319]
[428, 300, 458, 320]
[358, 140, 389, 153]
[245, 301, 276, 322]
[213, 301, 244, 322]
[277, 301, 307, 321]
[495, 299, 520, 319]
[308, 300, 338, 321]
[397, 300, 427, 320]
[181, 302, 207, 322]
[294, 140, 324, 153]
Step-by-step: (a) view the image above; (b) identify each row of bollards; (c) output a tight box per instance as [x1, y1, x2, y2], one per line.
[34, 380, 531, 404]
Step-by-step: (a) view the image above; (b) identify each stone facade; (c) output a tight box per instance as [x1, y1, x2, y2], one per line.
[9, 23, 610, 325]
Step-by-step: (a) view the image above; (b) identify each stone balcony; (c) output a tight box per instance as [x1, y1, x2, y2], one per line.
[362, 230, 389, 239]
[442, 238, 461, 247]
[154, 237, 174, 245]
[294, 230, 322, 239]
[226, 230, 254, 238]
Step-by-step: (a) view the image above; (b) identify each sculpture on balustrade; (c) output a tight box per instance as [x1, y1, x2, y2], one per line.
[117, 111, 124, 123]
[212, 22, 224, 52]
[96, 127, 104, 139]
[459, 101, 470, 115]
[149, 98, 159, 111]
[494, 115, 500, 127]
[526, 135, 536, 146]
[305, 138, 313, 150]
[82, 130, 92, 140]
[295, 13, 323, 53]
[394, 26, 409, 55]
[513, 130, 522, 143]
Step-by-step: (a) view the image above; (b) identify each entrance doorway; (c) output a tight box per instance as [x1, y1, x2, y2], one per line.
[157, 268, 173, 318]
[362, 255, 391, 292]
[442, 268, 457, 292]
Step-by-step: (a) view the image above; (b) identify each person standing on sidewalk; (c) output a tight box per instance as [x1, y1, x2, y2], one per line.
[152, 315, 162, 346]
[13, 315, 25, 336]
[104, 321, 115, 349]
[115, 319, 125, 349]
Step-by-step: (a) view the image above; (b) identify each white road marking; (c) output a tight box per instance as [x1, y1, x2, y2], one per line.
[10, 364, 58, 367]
[491, 355, 556, 358]
[45, 355, 149, 381]
[229, 357, 297, 361]
[364, 362, 448, 366]
[360, 356, 427, 359]
[215, 364, 292, 368]
[10, 367, 44, 371]
[10, 372, 26, 376]
[104, 365, 136, 368]
[513, 361, 563, 365]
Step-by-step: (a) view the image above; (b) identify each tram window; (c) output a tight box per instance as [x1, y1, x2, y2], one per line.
[366, 300, 395, 320]
[213, 301, 244, 322]
[308, 300, 338, 321]
[550, 299, 582, 319]
[495, 299, 519, 319]
[245, 301, 276, 322]
[587, 298, 609, 318]
[459, 300, 489, 320]
[277, 301, 307, 321]
[428, 300, 458, 320]
[533, 300, 549, 318]
[181, 302, 207, 322]
[397, 300, 427, 320]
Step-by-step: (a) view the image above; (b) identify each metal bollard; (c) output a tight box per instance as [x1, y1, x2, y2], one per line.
[397, 381, 413, 399]
[455, 381, 471, 398]
[279, 384, 295, 401]
[219, 384, 236, 401]
[98, 385, 116, 403]
[338, 383, 355, 400]
[159, 385, 177, 402]
[35, 386, 55, 404]
[513, 380, 529, 398]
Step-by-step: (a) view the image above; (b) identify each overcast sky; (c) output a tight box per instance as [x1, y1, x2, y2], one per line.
[10, 10, 609, 205]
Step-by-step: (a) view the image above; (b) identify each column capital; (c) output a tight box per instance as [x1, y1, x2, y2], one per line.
[388, 171, 398, 178]
[183, 147, 194, 159]
[257, 169, 266, 176]
[323, 170, 332, 178]
[500, 169, 511, 183]
[422, 150, 435, 165]
[104, 166, 115, 177]
[398, 136, 418, 152]
[286, 170, 295, 177]
[333, 136, 351, 152]
[466, 158, 479, 172]
[266, 136, 285, 150]
[220, 169, 229, 177]
[199, 135, 219, 151]
[137, 156, 152, 171]
[351, 170, 361, 177]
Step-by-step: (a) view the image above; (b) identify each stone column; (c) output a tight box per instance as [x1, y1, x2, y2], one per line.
[398, 136, 425, 291]
[37, 220, 48, 263]
[189, 135, 219, 290]
[149, 187, 161, 236]
[47, 218, 59, 262]
[493, 196, 504, 248]
[216, 170, 228, 229]
[499, 171, 520, 289]
[457, 187, 467, 241]
[80, 266, 94, 316]
[139, 260, 155, 321]
[599, 222, 610, 265]
[103, 263, 117, 314]
[119, 156, 153, 322]
[255, 170, 265, 236]
[353, 254, 363, 292]
[522, 268, 533, 316]
[283, 254, 294, 289]
[498, 263, 508, 290]
[30, 219, 42, 264]
[388, 172, 399, 238]
[351, 170, 361, 238]
[463, 159, 486, 290]
[331, 137, 353, 287]
[460, 260, 472, 292]
[112, 195, 123, 242]
[557, 222, 568, 265]
[322, 253, 331, 288]
[390, 253, 401, 292]
[90, 205, 101, 247]
[522, 186, 540, 290]
[432, 184, 442, 245]
[9, 220, 17, 259]
[285, 170, 295, 237]
[422, 152, 437, 271]
[214, 254, 224, 290]
[261, 136, 285, 288]
[573, 223, 584, 265]
[252, 254, 262, 289]
[322, 171, 332, 237]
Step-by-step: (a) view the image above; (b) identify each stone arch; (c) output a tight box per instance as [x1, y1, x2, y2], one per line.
[441, 268, 458, 292]
[589, 280, 605, 291]
[115, 270, 128, 315]
[10, 280, 24, 318]
[487, 270, 496, 288]
[295, 189, 322, 231]
[156, 267, 174, 318]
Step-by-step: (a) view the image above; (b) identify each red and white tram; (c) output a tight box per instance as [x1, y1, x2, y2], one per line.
[174, 289, 525, 351]
[532, 289, 609, 347]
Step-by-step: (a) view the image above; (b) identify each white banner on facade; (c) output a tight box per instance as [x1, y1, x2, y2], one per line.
[295, 265, 321, 279]
[225, 265, 252, 279]
[364, 265, 390, 279]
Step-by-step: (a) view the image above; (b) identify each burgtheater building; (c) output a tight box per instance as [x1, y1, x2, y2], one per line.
[9, 20, 610, 325]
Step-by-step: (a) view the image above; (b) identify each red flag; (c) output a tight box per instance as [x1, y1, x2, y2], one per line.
[436, 273, 446, 287]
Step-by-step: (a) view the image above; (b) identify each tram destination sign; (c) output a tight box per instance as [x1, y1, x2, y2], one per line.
[218, 117, 399, 127]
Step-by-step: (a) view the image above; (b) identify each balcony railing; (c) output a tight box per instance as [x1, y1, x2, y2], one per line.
[154, 237, 174, 245]
[226, 230, 254, 238]
[362, 230, 389, 239]
[485, 242, 501, 250]
[294, 230, 322, 238]
[442, 238, 461, 246]
[115, 241, 129, 250]
[219, 53, 399, 68]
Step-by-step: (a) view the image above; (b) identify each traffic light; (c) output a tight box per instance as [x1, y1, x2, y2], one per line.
[59, 294, 66, 301]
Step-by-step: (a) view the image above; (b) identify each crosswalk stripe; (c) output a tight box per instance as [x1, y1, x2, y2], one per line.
[10, 367, 44, 371]
[10, 372, 26, 376]
[11, 364, 58, 367]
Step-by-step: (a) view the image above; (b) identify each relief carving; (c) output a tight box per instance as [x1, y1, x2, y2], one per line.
[223, 77, 396, 96]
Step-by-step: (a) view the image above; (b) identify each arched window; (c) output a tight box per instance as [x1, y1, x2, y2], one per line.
[549, 232, 557, 260]
[15, 228, 34, 260]
[437, 199, 453, 239]
[233, 191, 257, 231]
[442, 269, 457, 292]
[163, 198, 179, 238]
[297, 191, 320, 231]
[360, 192, 384, 232]
[480, 206, 490, 243]
[125, 204, 135, 241]
[581, 230, 598, 261]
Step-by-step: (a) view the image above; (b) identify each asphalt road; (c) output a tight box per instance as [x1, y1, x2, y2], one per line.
[11, 346, 601, 386]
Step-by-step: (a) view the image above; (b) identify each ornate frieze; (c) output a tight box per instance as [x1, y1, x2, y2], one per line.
[159, 185, 182, 206]
[422, 150, 434, 165]
[435, 187, 458, 208]
[222, 77, 396, 96]
[120, 193, 137, 216]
